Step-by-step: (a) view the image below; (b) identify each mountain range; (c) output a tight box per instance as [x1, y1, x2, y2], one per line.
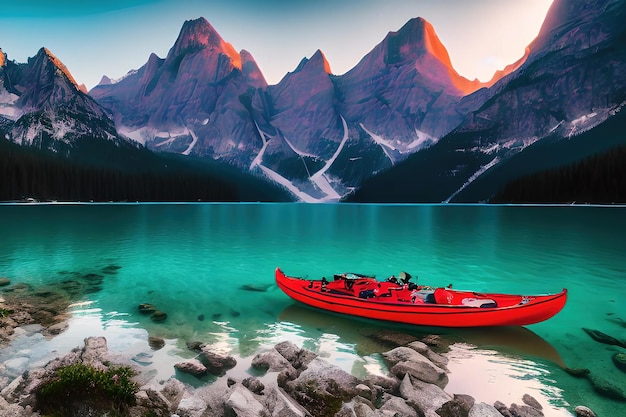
[2, 0, 625, 203]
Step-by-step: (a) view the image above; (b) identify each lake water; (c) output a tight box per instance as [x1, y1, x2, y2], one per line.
[1, 203, 625, 416]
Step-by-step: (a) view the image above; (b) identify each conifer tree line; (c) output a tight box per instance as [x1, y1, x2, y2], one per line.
[0, 139, 240, 202]
[493, 145, 626, 204]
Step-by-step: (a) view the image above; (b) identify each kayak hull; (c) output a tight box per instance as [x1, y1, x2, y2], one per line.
[275, 268, 567, 327]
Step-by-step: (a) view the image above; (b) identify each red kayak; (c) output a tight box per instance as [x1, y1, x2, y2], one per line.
[275, 268, 567, 327]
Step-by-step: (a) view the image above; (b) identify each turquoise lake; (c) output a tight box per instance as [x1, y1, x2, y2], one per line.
[1, 203, 625, 416]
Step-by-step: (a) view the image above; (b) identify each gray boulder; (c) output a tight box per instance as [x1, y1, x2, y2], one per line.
[80, 336, 109, 367]
[469, 402, 504, 417]
[509, 403, 544, 417]
[494, 401, 514, 417]
[224, 384, 268, 417]
[242, 376, 265, 395]
[282, 357, 360, 416]
[252, 348, 297, 373]
[160, 377, 186, 410]
[174, 359, 208, 378]
[175, 395, 209, 417]
[199, 349, 237, 376]
[436, 394, 475, 417]
[398, 374, 451, 414]
[522, 393, 542, 410]
[274, 341, 317, 370]
[407, 340, 449, 370]
[259, 372, 310, 417]
[383, 347, 448, 387]
[335, 396, 379, 417]
[379, 394, 419, 417]
[133, 388, 172, 416]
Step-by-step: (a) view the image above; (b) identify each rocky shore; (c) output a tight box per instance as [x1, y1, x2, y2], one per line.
[0, 277, 602, 417]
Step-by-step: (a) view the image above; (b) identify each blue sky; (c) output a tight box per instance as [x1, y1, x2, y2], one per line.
[1, 0, 553, 89]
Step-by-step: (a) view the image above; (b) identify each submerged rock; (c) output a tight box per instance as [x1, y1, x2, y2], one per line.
[522, 393, 543, 410]
[588, 374, 626, 401]
[101, 264, 122, 274]
[138, 303, 158, 314]
[0, 277, 10, 287]
[150, 310, 167, 322]
[148, 336, 165, 350]
[239, 283, 272, 292]
[582, 328, 626, 349]
[574, 405, 597, 417]
[612, 352, 626, 373]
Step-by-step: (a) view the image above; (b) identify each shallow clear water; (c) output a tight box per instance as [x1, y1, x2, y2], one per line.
[1, 203, 625, 416]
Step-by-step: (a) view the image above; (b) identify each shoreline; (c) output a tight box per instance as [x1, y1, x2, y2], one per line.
[1, 281, 598, 417]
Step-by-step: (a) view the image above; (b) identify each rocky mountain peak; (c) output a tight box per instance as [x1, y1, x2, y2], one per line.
[347, 16, 485, 96]
[531, 0, 623, 55]
[240, 49, 268, 88]
[38, 47, 83, 92]
[292, 49, 332, 76]
[98, 75, 113, 86]
[0, 48, 5, 67]
[310, 49, 332, 74]
[167, 17, 242, 70]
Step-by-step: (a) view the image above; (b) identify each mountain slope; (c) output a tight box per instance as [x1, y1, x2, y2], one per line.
[348, 0, 626, 203]
[91, 16, 496, 202]
[90, 17, 267, 166]
[1, 47, 128, 153]
[0, 45, 291, 202]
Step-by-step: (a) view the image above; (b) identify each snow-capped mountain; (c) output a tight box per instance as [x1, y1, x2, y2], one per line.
[0, 47, 131, 154]
[7, 0, 622, 203]
[92, 16, 503, 201]
[91, 17, 266, 166]
[348, 0, 626, 203]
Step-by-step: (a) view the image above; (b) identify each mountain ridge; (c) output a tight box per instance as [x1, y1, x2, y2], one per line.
[5, 1, 625, 203]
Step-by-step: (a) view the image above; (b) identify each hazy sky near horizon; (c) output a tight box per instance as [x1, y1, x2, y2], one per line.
[1, 0, 554, 90]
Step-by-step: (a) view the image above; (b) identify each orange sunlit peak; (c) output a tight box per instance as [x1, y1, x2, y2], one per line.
[0, 49, 5, 67]
[422, 19, 454, 71]
[220, 39, 242, 70]
[42, 48, 82, 91]
[317, 49, 332, 74]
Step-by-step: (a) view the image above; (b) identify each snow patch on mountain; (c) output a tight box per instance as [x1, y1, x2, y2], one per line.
[51, 118, 74, 142]
[257, 164, 317, 202]
[182, 127, 198, 155]
[284, 136, 316, 158]
[114, 69, 139, 84]
[250, 123, 270, 170]
[118, 125, 189, 146]
[565, 106, 620, 138]
[361, 123, 436, 162]
[0, 91, 19, 119]
[476, 136, 540, 155]
[444, 157, 500, 203]
[309, 115, 349, 201]
[409, 129, 436, 150]
[360, 123, 395, 163]
[21, 123, 43, 146]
